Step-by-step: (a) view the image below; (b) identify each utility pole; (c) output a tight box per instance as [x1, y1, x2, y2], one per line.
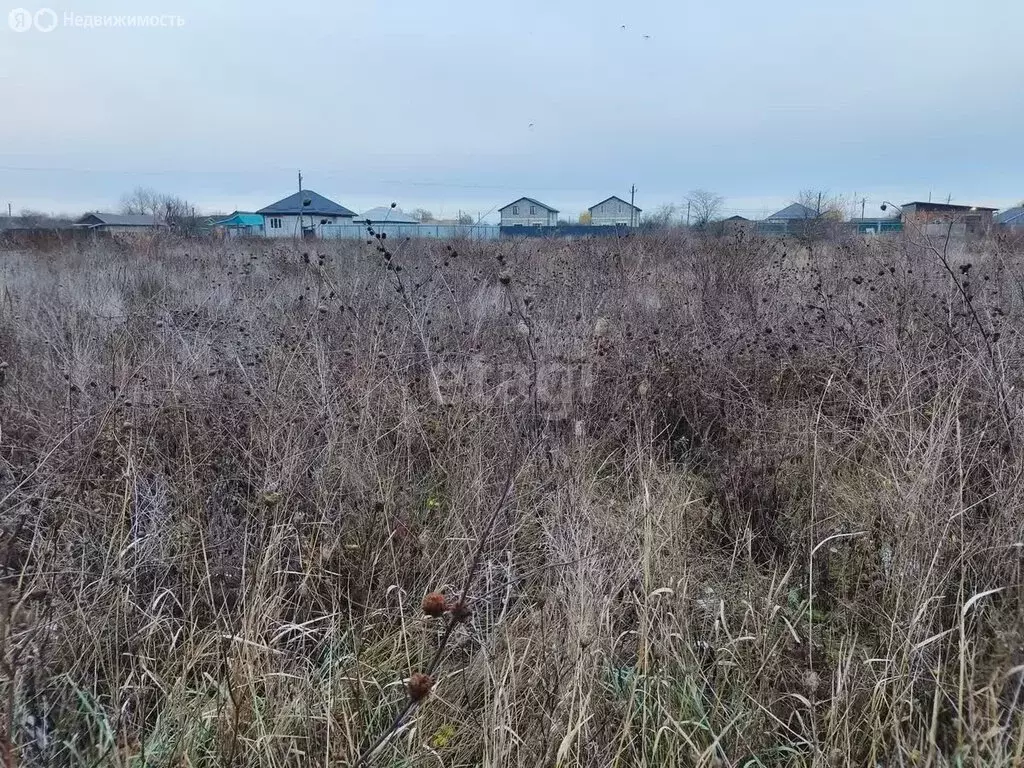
[816, 192, 822, 216]
[629, 184, 636, 228]
[686, 200, 691, 228]
[298, 170, 304, 238]
[861, 197, 866, 220]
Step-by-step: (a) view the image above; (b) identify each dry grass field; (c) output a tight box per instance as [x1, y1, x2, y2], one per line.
[1, 230, 1022, 766]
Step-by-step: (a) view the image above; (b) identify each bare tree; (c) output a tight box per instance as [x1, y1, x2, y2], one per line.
[120, 187, 161, 217]
[797, 189, 847, 220]
[640, 203, 677, 229]
[685, 189, 724, 229]
[412, 208, 434, 223]
[120, 187, 201, 234]
[457, 212, 474, 225]
[158, 195, 202, 235]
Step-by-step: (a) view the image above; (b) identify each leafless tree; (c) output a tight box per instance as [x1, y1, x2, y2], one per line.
[121, 187, 201, 234]
[685, 189, 724, 229]
[120, 187, 162, 217]
[158, 195, 202, 235]
[412, 208, 434, 223]
[797, 188, 847, 220]
[640, 203, 677, 229]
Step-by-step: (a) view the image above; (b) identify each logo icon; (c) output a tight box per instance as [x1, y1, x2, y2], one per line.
[33, 7, 57, 31]
[8, 7, 33, 31]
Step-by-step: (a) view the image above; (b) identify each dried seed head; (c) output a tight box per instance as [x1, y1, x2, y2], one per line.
[407, 672, 434, 702]
[421, 592, 446, 617]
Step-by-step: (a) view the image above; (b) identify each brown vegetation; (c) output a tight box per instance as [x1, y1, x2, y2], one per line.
[0, 231, 1022, 766]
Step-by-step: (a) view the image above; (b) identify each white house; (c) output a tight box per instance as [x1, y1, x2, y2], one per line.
[499, 197, 558, 227]
[589, 195, 641, 226]
[257, 190, 356, 238]
[355, 206, 419, 225]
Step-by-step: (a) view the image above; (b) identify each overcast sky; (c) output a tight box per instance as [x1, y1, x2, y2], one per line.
[1, 0, 1022, 221]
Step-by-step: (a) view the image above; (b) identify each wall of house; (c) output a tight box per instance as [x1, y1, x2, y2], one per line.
[263, 214, 352, 237]
[903, 209, 993, 238]
[500, 201, 557, 227]
[590, 198, 639, 226]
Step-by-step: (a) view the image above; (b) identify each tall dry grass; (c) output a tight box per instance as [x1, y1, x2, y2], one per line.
[0, 230, 1022, 766]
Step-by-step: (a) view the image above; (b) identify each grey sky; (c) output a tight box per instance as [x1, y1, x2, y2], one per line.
[1, 0, 1022, 221]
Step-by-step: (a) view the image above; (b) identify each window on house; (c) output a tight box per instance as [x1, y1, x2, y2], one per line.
[530, 205, 537, 215]
[512, 206, 519, 215]
[270, 217, 282, 229]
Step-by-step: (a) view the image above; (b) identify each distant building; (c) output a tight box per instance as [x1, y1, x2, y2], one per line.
[499, 197, 558, 227]
[765, 203, 818, 223]
[257, 190, 356, 238]
[996, 206, 1024, 231]
[588, 195, 641, 227]
[899, 201, 996, 238]
[213, 212, 265, 237]
[75, 213, 166, 233]
[355, 207, 419, 225]
[721, 215, 754, 234]
[1, 215, 73, 232]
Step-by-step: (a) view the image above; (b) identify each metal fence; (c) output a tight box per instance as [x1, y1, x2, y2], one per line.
[321, 223, 501, 240]
[500, 224, 633, 238]
[320, 223, 638, 240]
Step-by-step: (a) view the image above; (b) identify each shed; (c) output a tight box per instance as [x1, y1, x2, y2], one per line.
[213, 212, 265, 237]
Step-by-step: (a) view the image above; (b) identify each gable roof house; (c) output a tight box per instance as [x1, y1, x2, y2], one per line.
[721, 214, 754, 234]
[499, 197, 558, 228]
[996, 207, 1024, 231]
[75, 213, 167, 233]
[257, 190, 356, 238]
[589, 195, 641, 227]
[765, 203, 819, 223]
[356, 206, 420, 225]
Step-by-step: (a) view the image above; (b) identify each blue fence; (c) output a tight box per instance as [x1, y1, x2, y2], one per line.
[500, 224, 633, 238]
[321, 223, 501, 240]
[319, 220, 902, 241]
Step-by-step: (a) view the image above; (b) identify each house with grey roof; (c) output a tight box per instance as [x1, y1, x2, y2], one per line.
[75, 213, 167, 233]
[356, 206, 419, 225]
[257, 189, 356, 238]
[499, 197, 558, 228]
[589, 195, 641, 227]
[996, 207, 1024, 231]
[765, 202, 819, 223]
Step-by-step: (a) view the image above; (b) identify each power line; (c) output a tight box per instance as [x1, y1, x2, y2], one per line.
[0, 164, 620, 194]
